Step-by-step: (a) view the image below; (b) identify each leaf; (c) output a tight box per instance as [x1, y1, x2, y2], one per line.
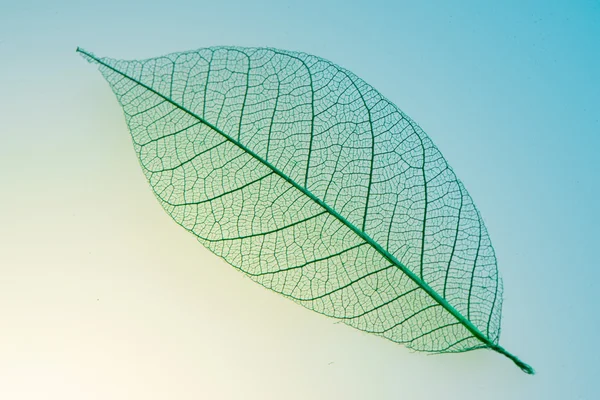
[78, 46, 533, 374]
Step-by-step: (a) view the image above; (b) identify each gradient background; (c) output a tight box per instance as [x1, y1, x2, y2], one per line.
[1, 1, 598, 399]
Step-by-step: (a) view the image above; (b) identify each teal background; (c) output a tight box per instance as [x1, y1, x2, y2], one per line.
[1, 0, 598, 398]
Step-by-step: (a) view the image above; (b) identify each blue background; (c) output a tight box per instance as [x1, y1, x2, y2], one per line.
[1, 1, 598, 398]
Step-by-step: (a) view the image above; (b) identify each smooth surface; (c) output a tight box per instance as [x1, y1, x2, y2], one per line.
[1, 0, 598, 399]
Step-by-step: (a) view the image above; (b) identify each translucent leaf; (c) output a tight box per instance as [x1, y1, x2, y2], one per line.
[78, 46, 533, 374]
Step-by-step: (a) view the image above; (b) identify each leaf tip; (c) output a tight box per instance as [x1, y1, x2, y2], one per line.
[76, 47, 99, 64]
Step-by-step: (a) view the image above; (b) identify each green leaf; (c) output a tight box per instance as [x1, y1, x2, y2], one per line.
[78, 46, 533, 374]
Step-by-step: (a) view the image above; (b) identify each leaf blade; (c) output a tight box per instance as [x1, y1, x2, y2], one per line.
[77, 46, 533, 374]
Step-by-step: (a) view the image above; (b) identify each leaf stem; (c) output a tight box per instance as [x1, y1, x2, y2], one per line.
[491, 344, 535, 374]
